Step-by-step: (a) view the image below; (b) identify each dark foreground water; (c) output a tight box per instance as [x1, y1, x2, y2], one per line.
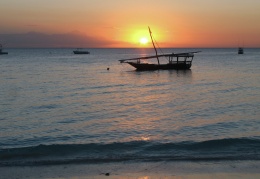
[0, 48, 259, 166]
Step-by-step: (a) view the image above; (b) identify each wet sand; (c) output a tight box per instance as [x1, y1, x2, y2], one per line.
[1, 161, 259, 179]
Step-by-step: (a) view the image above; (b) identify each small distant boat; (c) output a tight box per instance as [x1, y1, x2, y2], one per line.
[119, 27, 200, 71]
[0, 44, 8, 55]
[238, 47, 244, 54]
[73, 48, 90, 54]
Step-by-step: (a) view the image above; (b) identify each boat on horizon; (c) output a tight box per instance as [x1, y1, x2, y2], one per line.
[0, 44, 8, 55]
[119, 27, 200, 71]
[238, 47, 244, 54]
[73, 48, 90, 54]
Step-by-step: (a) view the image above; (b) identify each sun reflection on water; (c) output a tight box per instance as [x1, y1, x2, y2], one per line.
[141, 137, 150, 141]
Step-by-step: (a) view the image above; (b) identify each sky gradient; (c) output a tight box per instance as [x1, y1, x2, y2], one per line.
[0, 0, 260, 48]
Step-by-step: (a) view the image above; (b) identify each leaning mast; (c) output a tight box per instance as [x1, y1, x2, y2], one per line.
[148, 26, 160, 65]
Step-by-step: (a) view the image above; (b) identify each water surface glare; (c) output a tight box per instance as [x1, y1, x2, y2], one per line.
[0, 48, 259, 166]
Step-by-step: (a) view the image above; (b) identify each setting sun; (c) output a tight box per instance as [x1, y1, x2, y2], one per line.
[139, 37, 149, 45]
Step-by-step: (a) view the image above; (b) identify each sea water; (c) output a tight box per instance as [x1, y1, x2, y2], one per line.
[0, 48, 259, 166]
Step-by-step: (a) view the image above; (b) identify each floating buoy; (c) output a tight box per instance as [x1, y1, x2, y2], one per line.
[107, 68, 110, 71]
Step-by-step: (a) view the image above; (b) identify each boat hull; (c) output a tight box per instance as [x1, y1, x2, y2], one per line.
[73, 51, 89, 54]
[127, 62, 192, 71]
[238, 48, 244, 54]
[0, 52, 8, 55]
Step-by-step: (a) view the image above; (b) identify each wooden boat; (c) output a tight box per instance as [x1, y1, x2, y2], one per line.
[238, 47, 244, 54]
[73, 48, 90, 54]
[0, 44, 8, 55]
[119, 27, 200, 71]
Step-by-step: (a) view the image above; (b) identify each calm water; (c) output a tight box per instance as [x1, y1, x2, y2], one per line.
[0, 48, 259, 166]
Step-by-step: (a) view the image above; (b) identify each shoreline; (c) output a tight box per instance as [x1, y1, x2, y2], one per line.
[1, 160, 259, 179]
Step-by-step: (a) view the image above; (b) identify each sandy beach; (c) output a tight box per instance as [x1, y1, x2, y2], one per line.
[1, 161, 259, 179]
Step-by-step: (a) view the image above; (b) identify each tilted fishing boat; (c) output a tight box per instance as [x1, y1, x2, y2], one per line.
[119, 27, 200, 71]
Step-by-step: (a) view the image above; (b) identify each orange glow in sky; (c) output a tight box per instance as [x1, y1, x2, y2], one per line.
[0, 0, 260, 48]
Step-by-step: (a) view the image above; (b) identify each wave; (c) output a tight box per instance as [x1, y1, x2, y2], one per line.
[1, 138, 259, 166]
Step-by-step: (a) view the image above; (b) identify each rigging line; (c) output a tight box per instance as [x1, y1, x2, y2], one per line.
[154, 38, 169, 61]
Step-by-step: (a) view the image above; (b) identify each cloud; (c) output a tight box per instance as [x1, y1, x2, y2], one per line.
[0, 32, 119, 48]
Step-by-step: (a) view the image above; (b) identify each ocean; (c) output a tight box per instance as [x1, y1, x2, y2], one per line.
[0, 48, 259, 166]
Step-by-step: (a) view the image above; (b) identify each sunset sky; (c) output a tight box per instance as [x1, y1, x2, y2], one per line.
[0, 0, 259, 48]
